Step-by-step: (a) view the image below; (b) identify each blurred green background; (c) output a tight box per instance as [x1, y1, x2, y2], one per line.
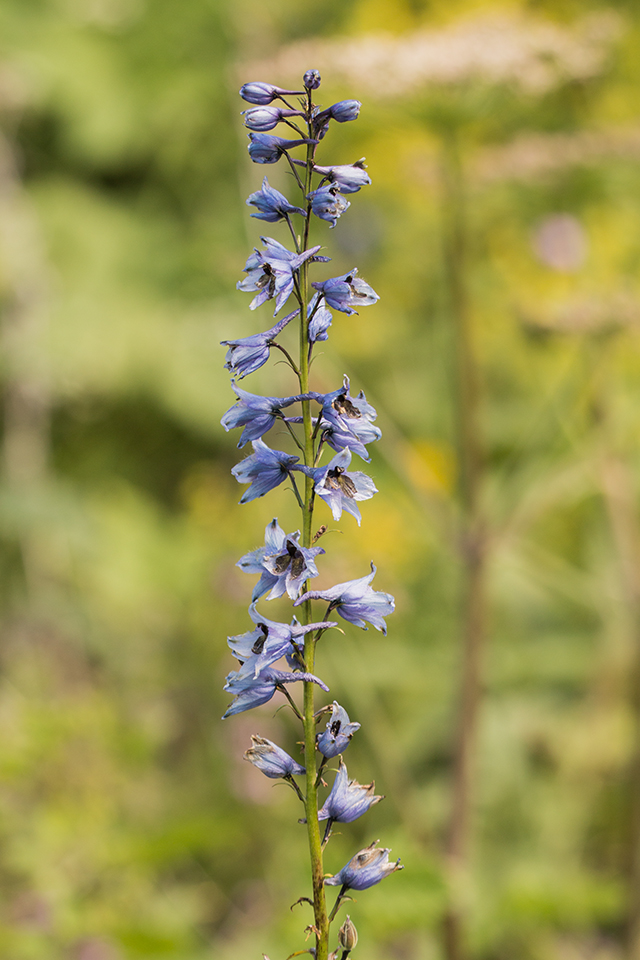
[2, 0, 640, 958]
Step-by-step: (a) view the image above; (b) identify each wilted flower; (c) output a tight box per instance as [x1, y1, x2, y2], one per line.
[313, 159, 371, 194]
[240, 81, 304, 104]
[248, 132, 314, 164]
[244, 735, 305, 777]
[317, 758, 383, 824]
[221, 384, 311, 448]
[221, 313, 293, 379]
[237, 518, 325, 601]
[243, 106, 305, 131]
[325, 840, 403, 891]
[338, 916, 358, 952]
[299, 448, 377, 525]
[296, 562, 395, 635]
[222, 666, 328, 719]
[317, 701, 361, 758]
[246, 177, 306, 222]
[307, 185, 350, 228]
[231, 439, 299, 503]
[312, 269, 379, 315]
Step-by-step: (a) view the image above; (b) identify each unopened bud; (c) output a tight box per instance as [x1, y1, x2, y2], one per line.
[338, 915, 358, 952]
[304, 68, 321, 90]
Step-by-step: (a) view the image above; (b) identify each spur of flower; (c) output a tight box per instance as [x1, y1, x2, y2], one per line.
[298, 448, 377, 525]
[295, 562, 394, 635]
[317, 701, 361, 758]
[237, 518, 325, 601]
[325, 840, 403, 891]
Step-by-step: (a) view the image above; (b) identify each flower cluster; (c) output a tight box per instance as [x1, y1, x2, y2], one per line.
[220, 68, 402, 959]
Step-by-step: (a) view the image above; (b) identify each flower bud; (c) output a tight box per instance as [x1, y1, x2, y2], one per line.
[338, 915, 358, 952]
[304, 68, 321, 89]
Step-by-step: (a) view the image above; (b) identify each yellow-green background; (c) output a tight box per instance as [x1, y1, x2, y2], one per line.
[1, 0, 639, 957]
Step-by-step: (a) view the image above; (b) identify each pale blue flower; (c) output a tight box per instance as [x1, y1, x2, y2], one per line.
[246, 177, 305, 223]
[243, 735, 305, 778]
[221, 385, 311, 448]
[243, 106, 305, 131]
[325, 841, 403, 891]
[240, 82, 304, 105]
[295, 563, 394, 635]
[312, 269, 379, 315]
[228, 603, 336, 678]
[297, 448, 377, 525]
[248, 133, 314, 164]
[312, 159, 371, 194]
[238, 238, 321, 314]
[317, 701, 361, 758]
[236, 518, 325, 600]
[222, 667, 328, 719]
[303, 69, 321, 90]
[221, 313, 293, 379]
[307, 185, 350, 228]
[231, 439, 299, 503]
[318, 758, 382, 824]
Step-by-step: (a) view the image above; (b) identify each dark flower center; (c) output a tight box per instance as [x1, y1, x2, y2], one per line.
[252, 622, 269, 654]
[274, 539, 305, 578]
[325, 466, 357, 498]
[330, 719, 342, 737]
[333, 393, 361, 419]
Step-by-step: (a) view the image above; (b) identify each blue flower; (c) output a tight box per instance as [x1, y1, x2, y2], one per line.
[298, 448, 377, 525]
[248, 133, 314, 164]
[325, 841, 403, 891]
[307, 185, 350, 228]
[295, 563, 394, 635]
[317, 701, 361, 758]
[228, 602, 335, 676]
[221, 313, 293, 379]
[313, 159, 371, 194]
[222, 667, 329, 719]
[231, 439, 299, 503]
[318, 376, 381, 460]
[246, 177, 305, 223]
[243, 106, 305, 132]
[243, 735, 305, 778]
[240, 81, 304, 105]
[312, 102, 360, 142]
[221, 385, 311, 448]
[318, 758, 383, 824]
[238, 238, 321, 314]
[236, 519, 325, 600]
[312, 269, 379, 315]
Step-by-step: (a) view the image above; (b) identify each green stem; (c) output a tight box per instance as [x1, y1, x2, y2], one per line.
[298, 86, 329, 960]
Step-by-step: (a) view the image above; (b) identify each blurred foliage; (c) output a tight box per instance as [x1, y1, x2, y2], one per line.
[1, 0, 640, 958]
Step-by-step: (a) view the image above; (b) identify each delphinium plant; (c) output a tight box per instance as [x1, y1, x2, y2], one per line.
[220, 69, 403, 960]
